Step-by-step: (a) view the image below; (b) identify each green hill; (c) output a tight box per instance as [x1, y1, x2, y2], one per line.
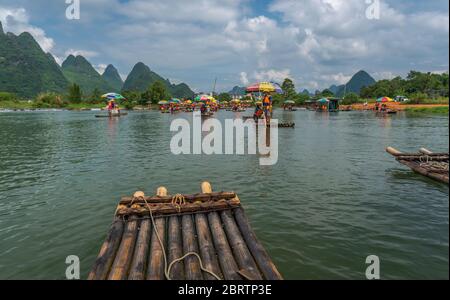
[102, 64, 123, 92]
[332, 70, 376, 97]
[229, 86, 246, 96]
[62, 55, 113, 94]
[0, 21, 69, 98]
[122, 62, 194, 98]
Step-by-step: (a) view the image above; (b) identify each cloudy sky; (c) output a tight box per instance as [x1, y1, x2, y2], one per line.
[0, 0, 448, 92]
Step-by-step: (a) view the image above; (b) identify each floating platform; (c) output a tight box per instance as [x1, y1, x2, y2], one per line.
[387, 147, 449, 184]
[88, 182, 283, 280]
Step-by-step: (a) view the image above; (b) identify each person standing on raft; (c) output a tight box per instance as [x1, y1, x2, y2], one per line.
[263, 93, 272, 123]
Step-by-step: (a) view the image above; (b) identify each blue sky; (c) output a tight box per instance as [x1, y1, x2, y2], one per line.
[0, 0, 448, 92]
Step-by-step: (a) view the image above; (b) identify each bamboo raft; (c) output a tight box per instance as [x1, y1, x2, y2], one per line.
[88, 182, 283, 280]
[386, 147, 449, 184]
[95, 112, 128, 118]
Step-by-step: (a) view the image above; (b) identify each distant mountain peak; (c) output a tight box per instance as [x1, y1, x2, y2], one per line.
[102, 64, 123, 91]
[328, 70, 376, 97]
[229, 86, 246, 96]
[123, 62, 194, 98]
[61, 54, 113, 93]
[0, 26, 69, 98]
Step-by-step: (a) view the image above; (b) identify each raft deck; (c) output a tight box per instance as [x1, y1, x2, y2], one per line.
[387, 147, 449, 184]
[88, 182, 283, 280]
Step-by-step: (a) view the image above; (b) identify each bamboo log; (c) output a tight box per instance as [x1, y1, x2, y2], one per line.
[233, 207, 283, 280]
[146, 217, 167, 280]
[399, 160, 449, 184]
[116, 199, 241, 217]
[120, 192, 237, 205]
[195, 213, 223, 280]
[395, 156, 449, 162]
[128, 219, 152, 280]
[88, 218, 124, 280]
[220, 210, 262, 280]
[182, 215, 203, 280]
[167, 216, 185, 280]
[420, 148, 434, 155]
[107, 216, 139, 280]
[386, 147, 448, 158]
[208, 212, 242, 280]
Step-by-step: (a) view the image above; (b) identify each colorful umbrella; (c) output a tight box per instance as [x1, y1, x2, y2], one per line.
[377, 97, 394, 103]
[284, 100, 295, 104]
[246, 82, 283, 94]
[184, 100, 192, 104]
[194, 95, 216, 103]
[169, 98, 182, 104]
[158, 100, 168, 105]
[317, 98, 330, 104]
[101, 93, 126, 100]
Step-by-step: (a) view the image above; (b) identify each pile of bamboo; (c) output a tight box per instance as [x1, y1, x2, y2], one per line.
[386, 147, 449, 184]
[88, 182, 283, 280]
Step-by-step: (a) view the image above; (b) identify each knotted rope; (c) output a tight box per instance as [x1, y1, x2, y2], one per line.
[132, 192, 222, 280]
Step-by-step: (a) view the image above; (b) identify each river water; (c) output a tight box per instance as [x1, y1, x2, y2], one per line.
[0, 110, 448, 279]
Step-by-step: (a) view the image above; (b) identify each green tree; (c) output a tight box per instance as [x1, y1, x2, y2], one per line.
[142, 81, 170, 105]
[321, 89, 334, 98]
[68, 83, 82, 103]
[122, 90, 142, 103]
[296, 92, 310, 104]
[281, 78, 296, 100]
[90, 88, 102, 104]
[218, 93, 232, 102]
[342, 92, 359, 105]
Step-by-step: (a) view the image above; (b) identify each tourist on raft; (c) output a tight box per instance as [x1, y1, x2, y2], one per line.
[263, 93, 272, 122]
[254, 103, 264, 122]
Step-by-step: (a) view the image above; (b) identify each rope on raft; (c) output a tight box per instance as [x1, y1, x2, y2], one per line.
[419, 155, 449, 171]
[131, 193, 222, 280]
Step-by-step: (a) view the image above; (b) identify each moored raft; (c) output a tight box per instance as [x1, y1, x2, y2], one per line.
[386, 147, 449, 184]
[88, 182, 283, 280]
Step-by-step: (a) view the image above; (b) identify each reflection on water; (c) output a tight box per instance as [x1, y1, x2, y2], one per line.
[0, 110, 448, 279]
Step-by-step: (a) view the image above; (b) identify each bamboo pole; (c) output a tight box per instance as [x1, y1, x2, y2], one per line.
[116, 199, 241, 217]
[107, 216, 139, 280]
[88, 217, 124, 280]
[128, 219, 152, 280]
[233, 207, 283, 280]
[146, 187, 168, 280]
[420, 148, 434, 155]
[182, 214, 203, 280]
[146, 217, 167, 280]
[120, 192, 237, 205]
[220, 210, 262, 280]
[195, 214, 223, 280]
[208, 211, 242, 280]
[168, 216, 185, 280]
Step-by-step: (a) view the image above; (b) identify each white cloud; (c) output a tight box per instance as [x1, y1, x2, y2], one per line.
[64, 49, 99, 59]
[0, 6, 55, 53]
[95, 64, 108, 75]
[240, 72, 249, 85]
[253, 69, 291, 84]
[0, 0, 448, 92]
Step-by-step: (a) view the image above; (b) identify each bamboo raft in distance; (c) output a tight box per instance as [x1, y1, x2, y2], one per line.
[386, 147, 449, 184]
[88, 182, 283, 280]
[95, 112, 128, 118]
